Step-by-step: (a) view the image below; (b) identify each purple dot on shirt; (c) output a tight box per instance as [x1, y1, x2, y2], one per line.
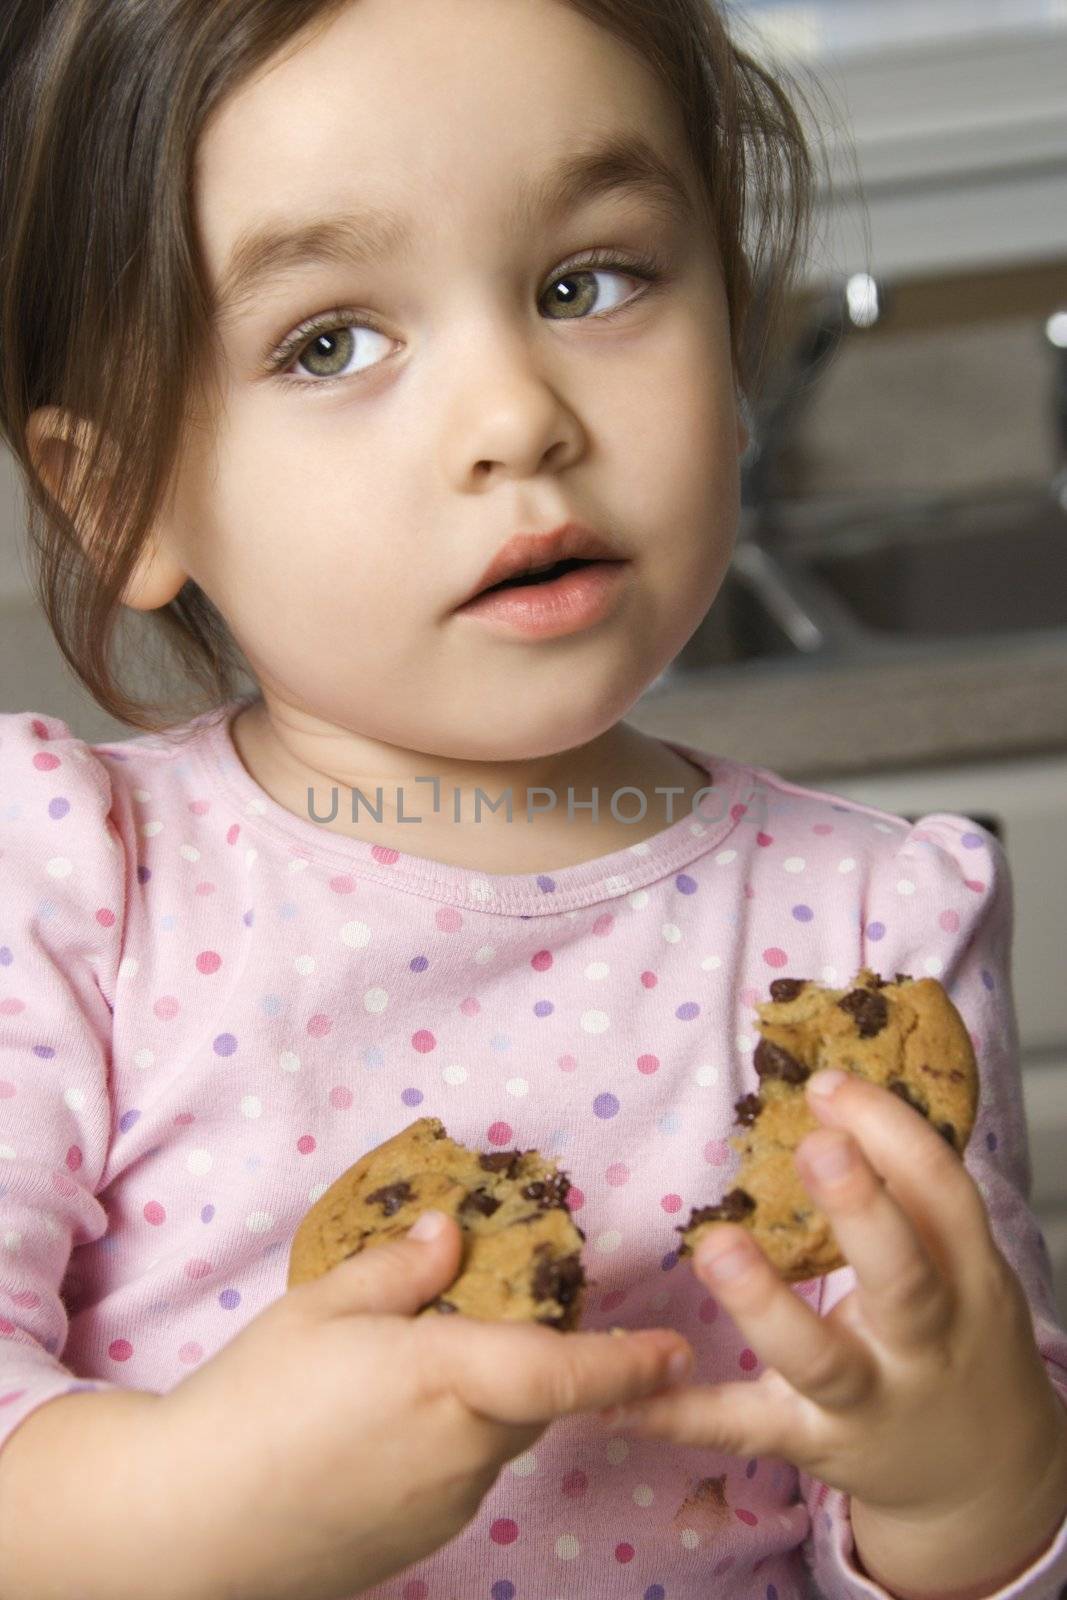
[213, 1033, 238, 1057]
[645, 1587, 666, 1600]
[986, 1129, 998, 1154]
[279, 902, 298, 921]
[533, 1000, 554, 1017]
[243, 909, 255, 927]
[219, 1288, 241, 1310]
[792, 904, 814, 923]
[410, 955, 429, 973]
[48, 797, 70, 820]
[536, 875, 557, 894]
[745, 1458, 758, 1479]
[593, 1092, 620, 1119]
[981, 968, 995, 991]
[961, 832, 984, 849]
[32, 1045, 55, 1059]
[202, 1205, 215, 1223]
[491, 1584, 516, 1600]
[660, 1250, 679, 1272]
[866, 921, 886, 941]
[675, 1001, 700, 1021]
[119, 1109, 141, 1133]
[262, 994, 283, 1017]
[401, 1088, 424, 1107]
[0, 947, 11, 966]
[676, 873, 698, 894]
[768, 1586, 780, 1600]
[137, 865, 151, 884]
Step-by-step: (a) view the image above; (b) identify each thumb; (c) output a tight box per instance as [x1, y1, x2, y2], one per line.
[305, 1209, 464, 1319]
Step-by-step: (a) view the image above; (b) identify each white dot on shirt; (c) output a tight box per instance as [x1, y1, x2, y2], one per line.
[506, 1078, 529, 1097]
[119, 956, 140, 981]
[584, 962, 610, 980]
[897, 879, 916, 896]
[246, 1211, 274, 1234]
[603, 874, 631, 895]
[736, 1031, 756, 1054]
[180, 844, 200, 862]
[508, 1451, 538, 1476]
[605, 1438, 629, 1465]
[294, 955, 316, 976]
[593, 1230, 623, 1254]
[694, 1063, 719, 1087]
[629, 890, 650, 910]
[132, 789, 151, 804]
[702, 955, 722, 971]
[474, 945, 495, 964]
[838, 857, 857, 874]
[555, 1535, 580, 1561]
[46, 856, 73, 878]
[187, 1149, 213, 1176]
[3, 1231, 23, 1254]
[340, 920, 372, 949]
[715, 850, 737, 867]
[279, 1051, 301, 1073]
[241, 1096, 263, 1119]
[133, 1048, 154, 1070]
[661, 924, 682, 945]
[923, 954, 944, 976]
[0, 1146, 15, 1163]
[364, 989, 388, 1014]
[63, 1087, 86, 1112]
[581, 1010, 610, 1034]
[141, 821, 163, 838]
[679, 1529, 701, 1550]
[783, 857, 806, 873]
[633, 1483, 654, 1507]
[442, 1064, 467, 1086]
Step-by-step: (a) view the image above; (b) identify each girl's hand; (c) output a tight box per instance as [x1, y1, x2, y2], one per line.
[157, 1211, 694, 1600]
[598, 1070, 1067, 1526]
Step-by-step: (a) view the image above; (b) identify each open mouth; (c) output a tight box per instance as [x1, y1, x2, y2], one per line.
[481, 557, 602, 595]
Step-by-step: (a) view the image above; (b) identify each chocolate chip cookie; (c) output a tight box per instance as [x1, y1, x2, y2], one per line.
[676, 969, 979, 1282]
[287, 1116, 588, 1327]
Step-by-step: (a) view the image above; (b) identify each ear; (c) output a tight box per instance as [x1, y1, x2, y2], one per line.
[24, 405, 189, 611]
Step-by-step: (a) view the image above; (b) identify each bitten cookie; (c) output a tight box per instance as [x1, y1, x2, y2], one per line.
[676, 969, 979, 1283]
[287, 1116, 588, 1327]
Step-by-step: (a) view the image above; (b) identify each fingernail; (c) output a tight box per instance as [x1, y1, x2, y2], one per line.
[667, 1347, 694, 1383]
[808, 1069, 848, 1098]
[408, 1210, 447, 1241]
[698, 1243, 753, 1282]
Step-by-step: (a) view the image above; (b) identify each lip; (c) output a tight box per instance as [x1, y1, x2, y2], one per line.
[454, 557, 631, 638]
[456, 521, 629, 610]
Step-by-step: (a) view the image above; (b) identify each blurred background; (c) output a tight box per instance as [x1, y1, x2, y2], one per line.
[1, 1, 1065, 1319]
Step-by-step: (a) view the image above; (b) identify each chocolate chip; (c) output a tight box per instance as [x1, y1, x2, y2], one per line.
[734, 1091, 763, 1126]
[895, 972, 913, 984]
[430, 1297, 459, 1313]
[839, 987, 889, 1038]
[365, 1181, 413, 1217]
[479, 1151, 522, 1177]
[769, 978, 809, 1003]
[754, 1037, 809, 1084]
[676, 1187, 757, 1254]
[522, 1173, 571, 1209]
[531, 1247, 585, 1308]
[888, 1077, 925, 1113]
[459, 1187, 501, 1219]
[936, 1122, 959, 1150]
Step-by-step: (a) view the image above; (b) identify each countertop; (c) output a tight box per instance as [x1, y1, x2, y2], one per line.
[628, 631, 1067, 781]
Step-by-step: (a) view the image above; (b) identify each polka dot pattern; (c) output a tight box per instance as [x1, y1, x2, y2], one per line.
[0, 705, 1046, 1599]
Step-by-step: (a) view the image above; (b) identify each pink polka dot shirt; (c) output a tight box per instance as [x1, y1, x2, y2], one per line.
[2, 695, 1066, 1599]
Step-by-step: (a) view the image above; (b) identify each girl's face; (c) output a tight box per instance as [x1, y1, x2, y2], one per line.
[163, 0, 746, 765]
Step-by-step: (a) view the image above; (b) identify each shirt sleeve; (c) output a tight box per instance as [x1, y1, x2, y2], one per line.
[0, 710, 129, 1461]
[797, 811, 1067, 1599]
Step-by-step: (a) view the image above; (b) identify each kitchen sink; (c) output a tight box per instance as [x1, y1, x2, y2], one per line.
[656, 483, 1067, 683]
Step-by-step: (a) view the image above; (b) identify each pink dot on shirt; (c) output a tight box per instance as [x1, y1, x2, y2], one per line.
[226, 824, 240, 845]
[562, 1469, 588, 1497]
[487, 1121, 514, 1146]
[371, 845, 400, 866]
[66, 1145, 82, 1173]
[0, 1389, 27, 1406]
[490, 1519, 519, 1545]
[195, 881, 216, 896]
[153, 995, 180, 1020]
[96, 907, 116, 927]
[559, 1053, 577, 1072]
[640, 971, 657, 989]
[704, 1138, 730, 1165]
[731, 804, 747, 821]
[11, 1290, 40, 1311]
[756, 832, 774, 847]
[740, 987, 760, 1009]
[297, 1134, 316, 1154]
[30, 719, 49, 739]
[196, 950, 222, 975]
[330, 1086, 354, 1110]
[532, 950, 553, 972]
[593, 913, 615, 936]
[763, 948, 788, 969]
[144, 1201, 166, 1226]
[615, 1543, 635, 1563]
[189, 800, 211, 816]
[698, 1296, 719, 1323]
[637, 1054, 659, 1075]
[735, 1508, 759, 1527]
[965, 879, 986, 894]
[32, 752, 60, 771]
[939, 910, 961, 932]
[402, 1583, 429, 1600]
[0, 998, 25, 1015]
[601, 1289, 627, 1314]
[739, 1348, 759, 1372]
[307, 1014, 332, 1037]
[460, 997, 481, 1017]
[606, 1163, 630, 1185]
[565, 1185, 585, 1211]
[661, 1194, 682, 1213]
[435, 908, 463, 933]
[108, 1339, 133, 1362]
[0, 1082, 14, 1098]
[184, 1260, 212, 1280]
[329, 875, 357, 894]
[412, 1029, 436, 1053]
[179, 1342, 204, 1365]
[813, 823, 834, 835]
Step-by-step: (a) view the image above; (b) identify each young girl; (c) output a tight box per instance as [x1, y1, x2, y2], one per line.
[0, 1, 1065, 1597]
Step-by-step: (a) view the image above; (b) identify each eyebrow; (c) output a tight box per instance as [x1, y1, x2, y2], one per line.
[215, 132, 698, 321]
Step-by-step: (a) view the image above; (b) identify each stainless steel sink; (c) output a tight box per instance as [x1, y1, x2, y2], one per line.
[656, 483, 1067, 684]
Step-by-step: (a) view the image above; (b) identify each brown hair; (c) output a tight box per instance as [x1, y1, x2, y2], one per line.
[0, 0, 830, 734]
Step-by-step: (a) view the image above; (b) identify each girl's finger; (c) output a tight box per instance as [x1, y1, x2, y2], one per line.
[687, 1228, 875, 1413]
[598, 1370, 811, 1459]
[795, 1127, 955, 1351]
